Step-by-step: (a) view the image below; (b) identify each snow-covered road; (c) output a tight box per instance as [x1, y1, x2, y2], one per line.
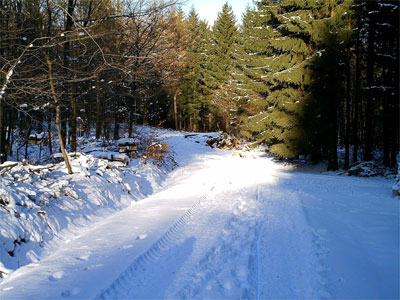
[0, 132, 398, 299]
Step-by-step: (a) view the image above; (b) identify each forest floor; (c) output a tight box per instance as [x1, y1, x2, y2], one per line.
[0, 128, 398, 299]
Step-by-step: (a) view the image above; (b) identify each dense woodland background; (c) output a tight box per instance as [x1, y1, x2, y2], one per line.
[0, 0, 398, 170]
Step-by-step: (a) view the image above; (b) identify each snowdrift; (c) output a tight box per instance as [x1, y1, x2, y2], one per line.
[0, 152, 166, 278]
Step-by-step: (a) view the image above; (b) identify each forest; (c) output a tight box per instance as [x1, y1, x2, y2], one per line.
[0, 0, 398, 171]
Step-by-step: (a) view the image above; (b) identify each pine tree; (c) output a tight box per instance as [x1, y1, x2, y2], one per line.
[366, 1, 399, 167]
[178, 9, 212, 131]
[236, 5, 276, 141]
[305, 0, 355, 170]
[259, 0, 321, 159]
[209, 2, 238, 132]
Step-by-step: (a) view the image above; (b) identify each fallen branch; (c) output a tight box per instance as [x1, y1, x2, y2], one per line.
[7, 176, 30, 186]
[29, 164, 56, 173]
[0, 162, 18, 171]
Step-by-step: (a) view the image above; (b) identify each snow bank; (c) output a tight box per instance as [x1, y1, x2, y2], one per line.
[0, 152, 166, 279]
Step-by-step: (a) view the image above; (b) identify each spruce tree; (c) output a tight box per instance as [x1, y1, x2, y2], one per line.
[257, 0, 319, 159]
[209, 2, 238, 132]
[305, 0, 355, 170]
[235, 5, 276, 141]
[178, 9, 212, 131]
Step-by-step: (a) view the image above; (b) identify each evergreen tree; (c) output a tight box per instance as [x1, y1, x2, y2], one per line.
[235, 5, 276, 141]
[305, 0, 355, 169]
[209, 2, 238, 131]
[258, 0, 319, 159]
[178, 9, 212, 131]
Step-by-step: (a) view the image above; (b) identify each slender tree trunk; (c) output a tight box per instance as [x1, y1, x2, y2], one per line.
[128, 81, 137, 137]
[85, 93, 91, 138]
[46, 56, 73, 174]
[47, 107, 53, 155]
[327, 61, 338, 171]
[0, 0, 5, 163]
[113, 111, 119, 140]
[383, 93, 390, 167]
[352, 29, 361, 163]
[179, 108, 183, 131]
[0, 100, 5, 163]
[364, 3, 376, 161]
[61, 0, 75, 149]
[95, 76, 102, 139]
[6, 109, 13, 157]
[173, 89, 179, 130]
[391, 34, 399, 167]
[37, 111, 43, 133]
[344, 59, 351, 169]
[70, 84, 77, 152]
[24, 115, 32, 160]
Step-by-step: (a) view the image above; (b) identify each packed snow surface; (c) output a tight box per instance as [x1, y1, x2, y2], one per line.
[0, 129, 398, 299]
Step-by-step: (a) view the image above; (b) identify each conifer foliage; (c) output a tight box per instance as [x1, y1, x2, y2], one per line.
[0, 0, 398, 170]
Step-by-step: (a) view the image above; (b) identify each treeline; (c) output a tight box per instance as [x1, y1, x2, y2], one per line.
[0, 0, 398, 170]
[0, 0, 184, 168]
[177, 0, 399, 170]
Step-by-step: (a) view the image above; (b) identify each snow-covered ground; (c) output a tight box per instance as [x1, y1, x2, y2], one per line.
[0, 129, 398, 299]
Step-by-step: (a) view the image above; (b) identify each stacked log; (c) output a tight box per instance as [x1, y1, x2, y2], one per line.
[206, 133, 241, 150]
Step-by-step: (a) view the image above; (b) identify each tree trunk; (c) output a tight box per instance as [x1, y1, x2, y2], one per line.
[24, 114, 32, 160]
[179, 108, 183, 131]
[0, 98, 5, 163]
[85, 93, 92, 138]
[95, 76, 102, 139]
[390, 34, 399, 168]
[61, 0, 75, 149]
[46, 56, 73, 175]
[70, 83, 77, 152]
[327, 59, 338, 171]
[352, 28, 361, 164]
[173, 89, 178, 130]
[113, 111, 119, 140]
[344, 59, 351, 169]
[47, 107, 53, 155]
[128, 84, 137, 137]
[364, 2, 376, 161]
[0, 0, 5, 163]
[6, 109, 13, 157]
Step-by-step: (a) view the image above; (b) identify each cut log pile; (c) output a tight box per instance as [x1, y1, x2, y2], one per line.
[206, 133, 248, 150]
[117, 138, 139, 159]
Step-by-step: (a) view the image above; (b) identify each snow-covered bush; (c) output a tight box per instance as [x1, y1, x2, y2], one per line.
[339, 161, 391, 177]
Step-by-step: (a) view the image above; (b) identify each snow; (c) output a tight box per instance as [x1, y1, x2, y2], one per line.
[94, 151, 129, 165]
[29, 132, 45, 140]
[117, 138, 139, 145]
[0, 128, 398, 299]
[0, 69, 13, 100]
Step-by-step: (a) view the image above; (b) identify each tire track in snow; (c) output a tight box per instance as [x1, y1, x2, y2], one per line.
[255, 186, 267, 300]
[255, 189, 330, 299]
[172, 186, 266, 299]
[94, 193, 208, 300]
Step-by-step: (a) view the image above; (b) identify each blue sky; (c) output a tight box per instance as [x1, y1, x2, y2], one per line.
[182, 0, 251, 26]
